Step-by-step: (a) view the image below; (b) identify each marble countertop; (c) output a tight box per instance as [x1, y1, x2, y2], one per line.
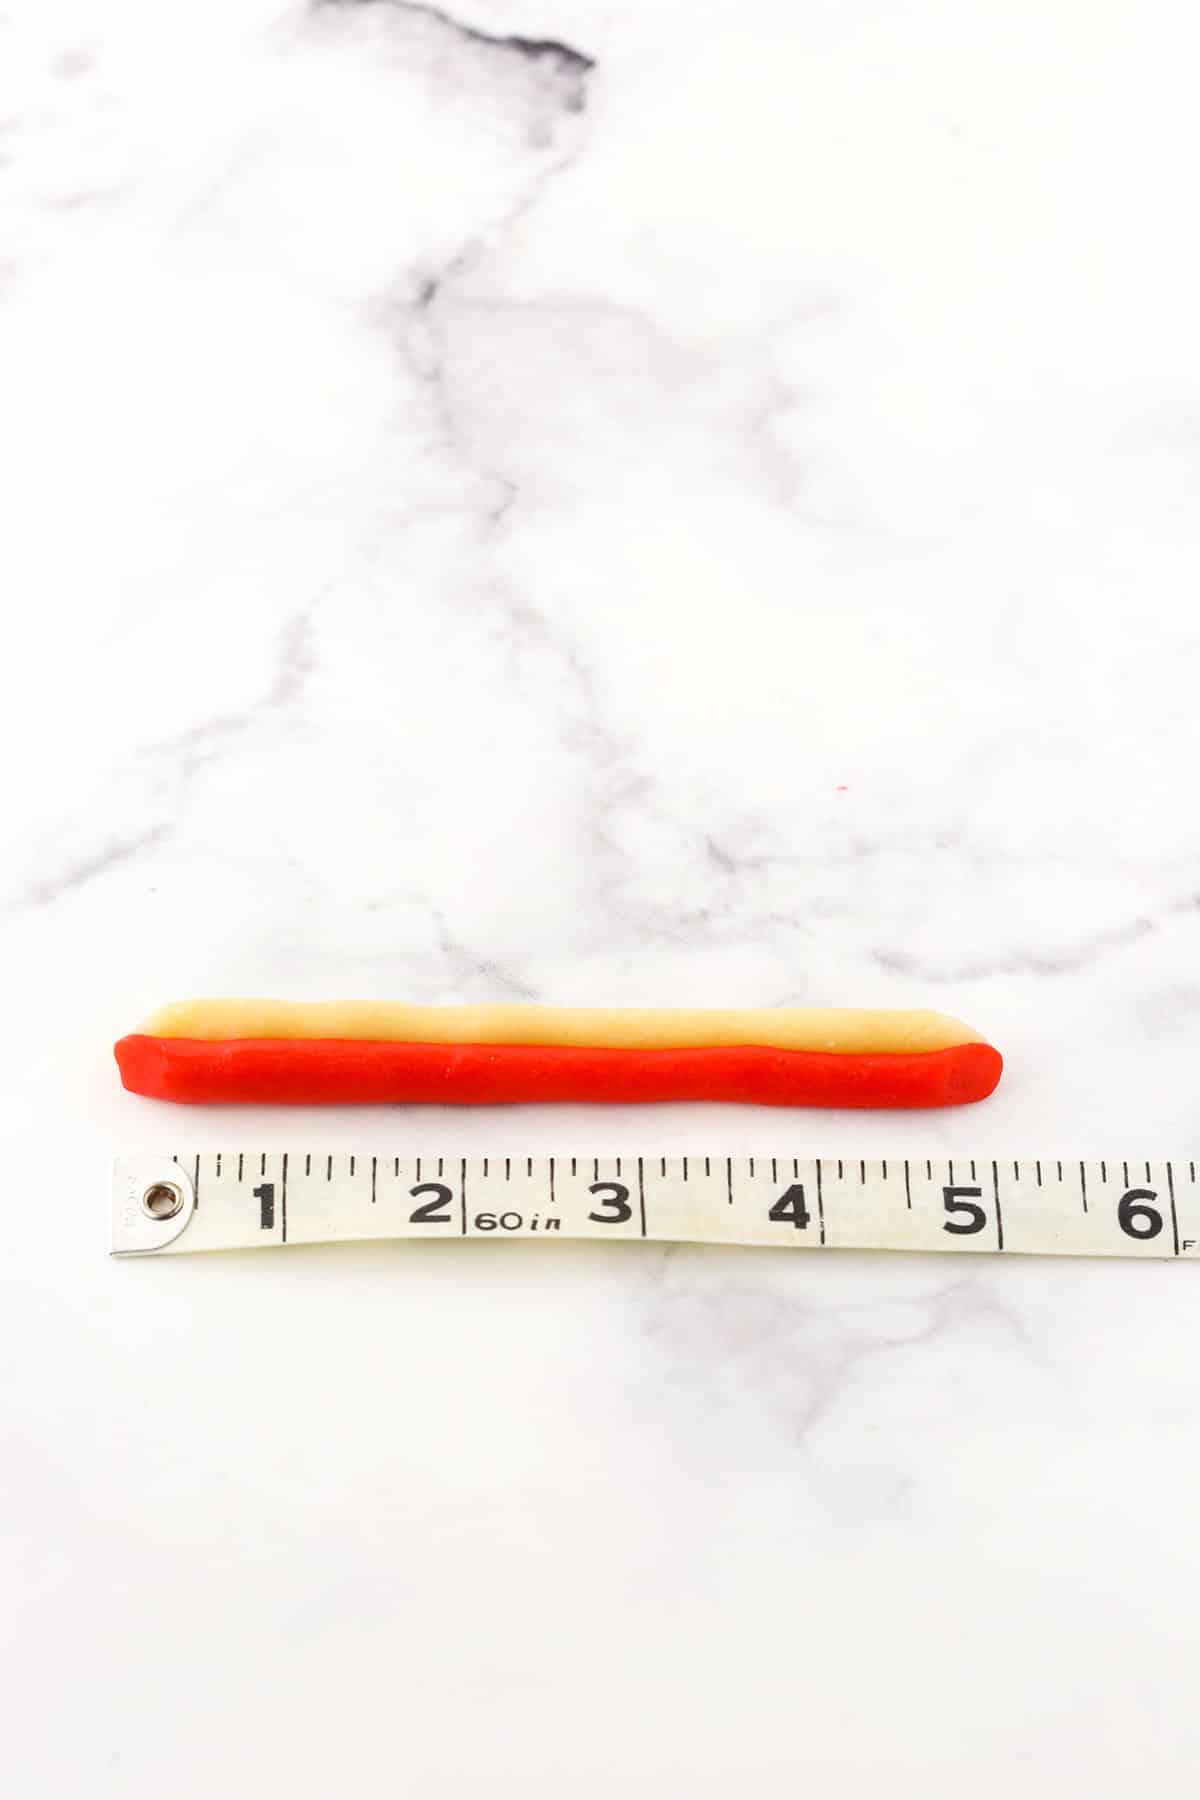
[4, 0, 1200, 1792]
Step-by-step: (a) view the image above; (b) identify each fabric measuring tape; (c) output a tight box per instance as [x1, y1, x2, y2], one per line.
[111, 1153, 1200, 1259]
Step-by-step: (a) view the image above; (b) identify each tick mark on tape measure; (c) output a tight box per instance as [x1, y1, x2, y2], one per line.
[281, 1153, 288, 1242]
[1165, 1162, 1181, 1256]
[970, 1160, 976, 1182]
[215, 1152, 222, 1178]
[771, 1158, 777, 1184]
[371, 1156, 377, 1205]
[926, 1159, 932, 1181]
[193, 1154, 201, 1212]
[326, 1155, 332, 1182]
[1036, 1161, 1042, 1187]
[237, 1153, 244, 1182]
[637, 1158, 647, 1237]
[1080, 1162, 1088, 1213]
[350, 1155, 356, 1177]
[726, 1157, 733, 1207]
[816, 1159, 826, 1244]
[904, 1160, 912, 1210]
[1123, 1161, 1129, 1187]
[749, 1157, 755, 1178]
[882, 1160, 888, 1180]
[460, 1158, 467, 1236]
[705, 1157, 711, 1178]
[1101, 1161, 1108, 1183]
[305, 1153, 312, 1177]
[992, 1161, 1004, 1250]
[859, 1160, 866, 1185]
[549, 1157, 556, 1210]
[260, 1153, 267, 1178]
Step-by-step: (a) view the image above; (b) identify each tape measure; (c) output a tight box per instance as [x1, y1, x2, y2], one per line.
[110, 1153, 1200, 1259]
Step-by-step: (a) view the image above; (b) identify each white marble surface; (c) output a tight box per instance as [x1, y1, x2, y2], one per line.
[4, 0, 1200, 1791]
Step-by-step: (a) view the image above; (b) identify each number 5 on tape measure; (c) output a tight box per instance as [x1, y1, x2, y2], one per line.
[110, 1155, 1200, 1259]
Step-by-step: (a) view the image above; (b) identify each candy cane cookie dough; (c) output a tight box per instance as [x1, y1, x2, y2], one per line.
[115, 1001, 1003, 1108]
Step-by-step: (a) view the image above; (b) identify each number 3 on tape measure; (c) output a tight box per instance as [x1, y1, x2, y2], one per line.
[588, 1182, 633, 1224]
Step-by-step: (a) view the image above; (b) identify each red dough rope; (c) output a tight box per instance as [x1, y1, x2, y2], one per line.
[115, 1004, 1002, 1109]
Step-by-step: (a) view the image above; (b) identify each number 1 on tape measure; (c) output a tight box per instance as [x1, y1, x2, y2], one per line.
[110, 1155, 1200, 1259]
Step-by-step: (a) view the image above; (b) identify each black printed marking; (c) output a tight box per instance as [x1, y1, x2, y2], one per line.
[1166, 1163, 1180, 1257]
[992, 1161, 1004, 1250]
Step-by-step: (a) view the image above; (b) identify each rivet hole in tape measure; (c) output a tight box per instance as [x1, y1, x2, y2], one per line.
[110, 1154, 1200, 1260]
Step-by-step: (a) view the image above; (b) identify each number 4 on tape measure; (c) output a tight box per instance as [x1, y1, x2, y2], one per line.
[109, 1155, 1200, 1260]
